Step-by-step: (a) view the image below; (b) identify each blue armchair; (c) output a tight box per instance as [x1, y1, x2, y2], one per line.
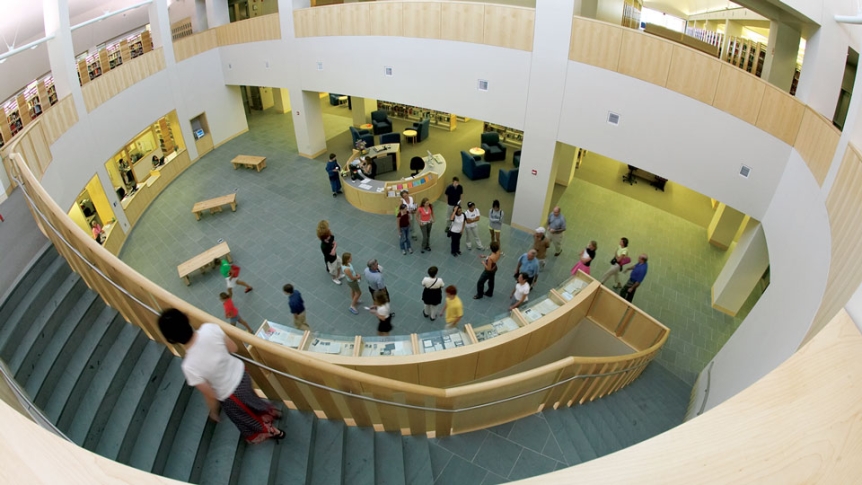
[350, 126, 374, 149]
[481, 132, 508, 162]
[329, 93, 343, 106]
[412, 118, 430, 142]
[461, 151, 490, 180]
[513, 150, 522, 168]
[380, 133, 400, 145]
[371, 110, 393, 135]
[498, 168, 519, 192]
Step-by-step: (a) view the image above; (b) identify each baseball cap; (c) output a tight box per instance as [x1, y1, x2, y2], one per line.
[535, 227, 546, 234]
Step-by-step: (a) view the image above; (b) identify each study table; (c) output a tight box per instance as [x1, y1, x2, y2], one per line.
[342, 148, 447, 215]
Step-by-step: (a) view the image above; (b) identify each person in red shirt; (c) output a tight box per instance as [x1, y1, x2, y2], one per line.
[220, 292, 253, 332]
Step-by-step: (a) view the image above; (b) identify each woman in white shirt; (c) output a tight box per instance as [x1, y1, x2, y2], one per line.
[399, 190, 418, 240]
[158, 308, 284, 444]
[600, 237, 631, 289]
[510, 272, 531, 310]
[449, 206, 466, 257]
[421, 266, 445, 320]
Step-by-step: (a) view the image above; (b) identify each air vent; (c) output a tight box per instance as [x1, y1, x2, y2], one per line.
[316, 62, 323, 71]
[384, 66, 393, 77]
[740, 165, 751, 178]
[607, 111, 620, 126]
[478, 79, 489, 91]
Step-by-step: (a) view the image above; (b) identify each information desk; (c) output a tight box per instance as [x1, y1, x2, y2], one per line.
[342, 149, 447, 215]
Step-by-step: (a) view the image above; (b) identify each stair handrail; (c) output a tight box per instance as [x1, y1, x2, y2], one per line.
[0, 360, 71, 442]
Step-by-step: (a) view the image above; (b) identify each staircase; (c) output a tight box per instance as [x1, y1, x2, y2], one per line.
[0, 246, 690, 484]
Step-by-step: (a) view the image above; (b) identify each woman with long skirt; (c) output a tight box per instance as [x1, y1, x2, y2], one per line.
[158, 308, 284, 444]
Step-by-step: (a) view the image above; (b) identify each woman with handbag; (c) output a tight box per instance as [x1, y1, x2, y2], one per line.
[570, 240, 597, 276]
[421, 266, 445, 321]
[599, 237, 630, 289]
[449, 206, 466, 257]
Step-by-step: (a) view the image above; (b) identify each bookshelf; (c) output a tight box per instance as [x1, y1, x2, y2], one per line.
[621, 0, 642, 29]
[156, 118, 176, 155]
[377, 101, 458, 131]
[482, 121, 524, 147]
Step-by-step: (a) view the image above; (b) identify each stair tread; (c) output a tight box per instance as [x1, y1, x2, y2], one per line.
[541, 409, 584, 466]
[569, 403, 619, 458]
[0, 256, 71, 358]
[582, 399, 633, 450]
[375, 431, 406, 485]
[309, 419, 345, 485]
[64, 325, 146, 445]
[402, 434, 434, 485]
[43, 310, 122, 423]
[199, 410, 242, 485]
[237, 436, 278, 485]
[594, 389, 658, 446]
[24, 292, 102, 400]
[163, 391, 210, 482]
[0, 246, 58, 328]
[343, 426, 375, 485]
[126, 354, 187, 470]
[271, 411, 315, 485]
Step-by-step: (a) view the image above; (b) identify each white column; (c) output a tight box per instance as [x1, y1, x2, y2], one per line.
[149, 0, 175, 64]
[206, 0, 231, 28]
[273, 88, 292, 114]
[43, 0, 86, 120]
[707, 202, 746, 249]
[760, 21, 801, 92]
[712, 221, 769, 316]
[510, 0, 576, 232]
[194, 0, 209, 31]
[553, 143, 578, 187]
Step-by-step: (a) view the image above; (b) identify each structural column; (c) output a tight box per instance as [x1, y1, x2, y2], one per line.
[351, 98, 377, 127]
[273, 88, 291, 114]
[760, 21, 801, 92]
[511, 0, 576, 231]
[42, 0, 86, 120]
[707, 202, 746, 249]
[206, 0, 231, 28]
[712, 220, 769, 316]
[552, 143, 578, 187]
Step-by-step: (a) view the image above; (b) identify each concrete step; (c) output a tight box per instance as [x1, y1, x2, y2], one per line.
[63, 324, 146, 445]
[236, 435, 278, 485]
[343, 426, 375, 485]
[199, 409, 242, 485]
[0, 247, 58, 335]
[555, 408, 598, 463]
[271, 410, 316, 485]
[23, 291, 102, 399]
[13, 277, 92, 384]
[127, 357, 189, 472]
[160, 388, 206, 482]
[569, 402, 620, 458]
[309, 419, 344, 485]
[401, 435, 434, 485]
[374, 431, 406, 485]
[42, 310, 122, 423]
[0, 255, 71, 357]
[542, 409, 584, 467]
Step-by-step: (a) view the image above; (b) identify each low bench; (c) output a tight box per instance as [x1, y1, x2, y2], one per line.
[231, 155, 267, 172]
[192, 193, 237, 220]
[177, 241, 232, 285]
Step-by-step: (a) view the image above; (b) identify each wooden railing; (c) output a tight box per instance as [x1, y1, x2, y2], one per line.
[294, 2, 535, 52]
[173, 29, 218, 62]
[81, 48, 166, 112]
[215, 14, 281, 45]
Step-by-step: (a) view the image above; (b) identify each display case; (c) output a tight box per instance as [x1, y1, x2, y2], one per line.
[360, 335, 414, 356]
[556, 273, 591, 301]
[306, 332, 357, 356]
[417, 327, 472, 353]
[519, 292, 562, 323]
[482, 122, 524, 147]
[255, 320, 306, 349]
[471, 313, 523, 343]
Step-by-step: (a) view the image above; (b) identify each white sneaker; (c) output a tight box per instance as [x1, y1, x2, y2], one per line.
[332, 279, 342, 285]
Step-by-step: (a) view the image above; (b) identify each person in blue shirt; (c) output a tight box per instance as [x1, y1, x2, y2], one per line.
[283, 284, 311, 330]
[620, 254, 648, 303]
[514, 249, 540, 286]
[325, 153, 342, 197]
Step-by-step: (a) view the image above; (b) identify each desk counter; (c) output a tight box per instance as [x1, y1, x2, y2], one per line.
[343, 150, 446, 215]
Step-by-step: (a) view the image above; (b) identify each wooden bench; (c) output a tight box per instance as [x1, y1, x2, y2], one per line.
[231, 155, 267, 172]
[192, 193, 237, 220]
[177, 241, 232, 285]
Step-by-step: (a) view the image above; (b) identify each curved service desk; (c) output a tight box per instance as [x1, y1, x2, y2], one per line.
[342, 144, 446, 214]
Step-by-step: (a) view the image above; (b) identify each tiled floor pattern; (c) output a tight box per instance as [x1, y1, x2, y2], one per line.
[119, 103, 759, 481]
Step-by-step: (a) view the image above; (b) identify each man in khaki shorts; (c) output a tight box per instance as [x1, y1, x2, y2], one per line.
[283, 284, 311, 331]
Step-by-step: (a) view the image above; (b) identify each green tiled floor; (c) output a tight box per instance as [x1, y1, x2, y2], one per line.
[120, 103, 756, 387]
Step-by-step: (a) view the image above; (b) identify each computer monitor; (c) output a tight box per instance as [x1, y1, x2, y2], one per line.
[194, 129, 205, 140]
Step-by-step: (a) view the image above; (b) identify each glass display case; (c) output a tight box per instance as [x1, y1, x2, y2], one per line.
[360, 335, 413, 356]
[417, 327, 471, 354]
[520, 293, 561, 323]
[472, 312, 522, 343]
[307, 332, 356, 357]
[255, 320, 305, 349]
[556, 273, 591, 301]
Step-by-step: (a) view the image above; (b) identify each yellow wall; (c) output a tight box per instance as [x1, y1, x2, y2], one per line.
[67, 203, 90, 233]
[85, 174, 115, 223]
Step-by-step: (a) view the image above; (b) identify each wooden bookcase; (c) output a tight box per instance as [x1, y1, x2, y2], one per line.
[377, 101, 458, 131]
[483, 121, 524, 147]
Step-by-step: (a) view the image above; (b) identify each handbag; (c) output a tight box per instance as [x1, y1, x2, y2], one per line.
[422, 278, 442, 305]
[610, 257, 617, 265]
[230, 265, 241, 278]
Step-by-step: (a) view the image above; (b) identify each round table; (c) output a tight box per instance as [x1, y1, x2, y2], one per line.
[360, 123, 373, 131]
[403, 129, 418, 145]
[469, 147, 485, 157]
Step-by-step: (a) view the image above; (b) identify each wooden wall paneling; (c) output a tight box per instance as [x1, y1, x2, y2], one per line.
[353, 362, 420, 388]
[793, 107, 841, 186]
[374, 391, 403, 432]
[570, 363, 602, 404]
[102, 225, 126, 255]
[617, 30, 673, 86]
[755, 84, 806, 145]
[665, 45, 721, 105]
[293, 8, 312, 38]
[216, 14, 281, 45]
[586, 291, 628, 334]
[541, 358, 577, 407]
[620, 314, 663, 349]
[339, 3, 372, 36]
[569, 17, 622, 71]
[523, 308, 574, 358]
[581, 362, 612, 402]
[369, 2, 403, 37]
[39, 96, 78, 145]
[173, 30, 218, 62]
[257, 351, 314, 410]
[404, 393, 430, 434]
[556, 362, 587, 405]
[712, 64, 765, 125]
[402, 2, 441, 40]
[28, 126, 52, 176]
[809, 146, 862, 342]
[441, 2, 485, 45]
[483, 5, 534, 51]
[315, 6, 343, 36]
[474, 332, 530, 379]
[417, 352, 478, 387]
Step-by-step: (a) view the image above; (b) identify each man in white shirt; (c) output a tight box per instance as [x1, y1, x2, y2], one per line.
[463, 201, 485, 250]
[510, 272, 531, 310]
